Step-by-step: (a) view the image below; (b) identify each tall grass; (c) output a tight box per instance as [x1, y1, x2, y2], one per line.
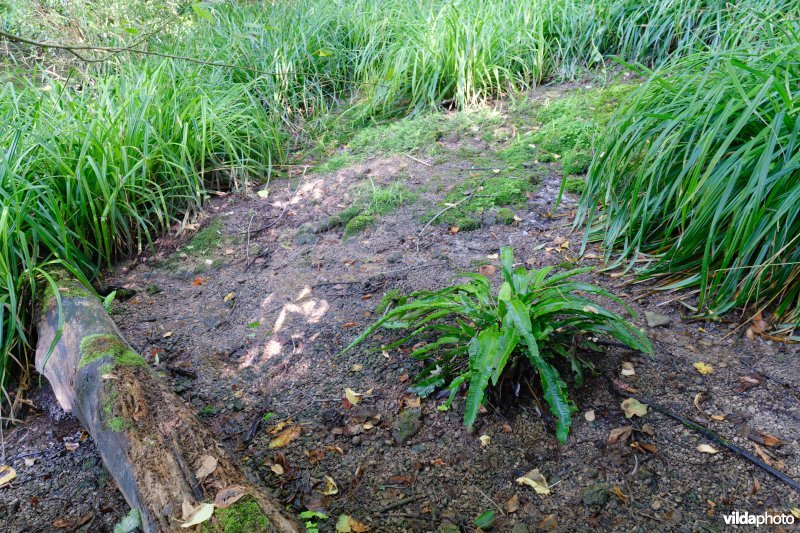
[577, 21, 800, 333]
[2, 0, 799, 408]
[0, 60, 282, 399]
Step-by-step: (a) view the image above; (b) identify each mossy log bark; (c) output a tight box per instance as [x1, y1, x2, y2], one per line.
[35, 273, 300, 532]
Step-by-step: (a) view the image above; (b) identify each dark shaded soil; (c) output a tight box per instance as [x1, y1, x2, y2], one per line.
[2, 86, 799, 532]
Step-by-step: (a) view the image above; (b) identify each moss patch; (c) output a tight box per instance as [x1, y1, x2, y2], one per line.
[504, 84, 635, 175]
[108, 416, 131, 432]
[563, 176, 587, 195]
[436, 174, 535, 230]
[202, 498, 269, 532]
[496, 208, 516, 225]
[184, 219, 224, 256]
[78, 334, 145, 370]
[343, 214, 375, 239]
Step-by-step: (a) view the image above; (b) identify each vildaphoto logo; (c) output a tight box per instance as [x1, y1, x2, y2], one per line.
[722, 511, 795, 527]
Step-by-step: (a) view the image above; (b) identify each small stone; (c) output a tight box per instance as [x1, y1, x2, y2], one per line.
[387, 252, 403, 264]
[294, 231, 319, 246]
[694, 377, 704, 385]
[392, 408, 423, 444]
[582, 484, 610, 507]
[411, 443, 428, 453]
[645, 311, 672, 328]
[511, 523, 530, 533]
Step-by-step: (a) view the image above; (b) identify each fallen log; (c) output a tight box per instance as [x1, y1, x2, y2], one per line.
[35, 271, 301, 532]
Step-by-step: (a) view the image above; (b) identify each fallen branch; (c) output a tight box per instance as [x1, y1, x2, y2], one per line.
[35, 271, 301, 531]
[608, 378, 800, 493]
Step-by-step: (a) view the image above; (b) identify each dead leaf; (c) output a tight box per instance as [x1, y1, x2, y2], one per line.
[344, 388, 362, 405]
[181, 502, 214, 528]
[0, 465, 16, 486]
[194, 455, 218, 481]
[608, 426, 633, 445]
[697, 444, 720, 454]
[162, 331, 173, 338]
[401, 396, 421, 409]
[23, 458, 35, 467]
[502, 423, 512, 433]
[693, 362, 713, 375]
[621, 362, 635, 377]
[223, 291, 236, 302]
[449, 225, 460, 234]
[612, 486, 628, 504]
[791, 508, 800, 519]
[641, 424, 655, 436]
[631, 441, 657, 454]
[320, 475, 338, 495]
[734, 375, 761, 393]
[478, 265, 496, 277]
[748, 431, 781, 447]
[753, 443, 772, 466]
[516, 469, 550, 495]
[342, 322, 358, 328]
[621, 398, 648, 418]
[271, 464, 285, 475]
[537, 513, 558, 530]
[213, 486, 247, 509]
[398, 373, 409, 383]
[431, 458, 446, 466]
[388, 475, 414, 485]
[752, 477, 761, 494]
[506, 494, 520, 513]
[479, 435, 491, 448]
[269, 426, 301, 449]
[192, 276, 206, 286]
[584, 410, 596, 422]
[351, 364, 364, 372]
[53, 514, 93, 529]
[710, 414, 726, 421]
[64, 442, 79, 452]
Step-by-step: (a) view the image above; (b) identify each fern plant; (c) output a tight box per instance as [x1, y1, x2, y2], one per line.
[342, 247, 652, 442]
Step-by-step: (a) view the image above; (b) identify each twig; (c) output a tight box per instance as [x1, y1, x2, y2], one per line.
[312, 262, 446, 289]
[374, 495, 417, 514]
[473, 484, 506, 517]
[405, 154, 431, 167]
[416, 177, 489, 252]
[608, 378, 800, 493]
[245, 211, 256, 261]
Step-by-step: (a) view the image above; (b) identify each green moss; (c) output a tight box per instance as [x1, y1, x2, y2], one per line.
[108, 416, 131, 432]
[199, 405, 218, 417]
[437, 174, 534, 229]
[78, 334, 145, 369]
[343, 214, 375, 238]
[562, 150, 593, 175]
[185, 219, 223, 255]
[314, 153, 357, 174]
[102, 389, 119, 416]
[453, 216, 482, 231]
[203, 498, 269, 532]
[563, 176, 587, 195]
[504, 84, 635, 176]
[496, 208, 516, 225]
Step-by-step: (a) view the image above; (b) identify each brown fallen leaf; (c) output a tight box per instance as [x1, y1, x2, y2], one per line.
[752, 477, 761, 495]
[608, 426, 633, 445]
[612, 486, 629, 504]
[268, 419, 293, 434]
[631, 441, 657, 454]
[342, 322, 358, 328]
[192, 276, 206, 286]
[431, 458, 446, 466]
[388, 475, 414, 485]
[401, 396, 421, 409]
[506, 494, 520, 513]
[748, 431, 781, 447]
[0, 465, 16, 487]
[734, 375, 761, 393]
[538, 513, 558, 530]
[449, 225, 460, 234]
[53, 513, 93, 529]
[214, 486, 247, 509]
[194, 455, 218, 481]
[478, 265, 496, 277]
[621, 361, 635, 377]
[269, 425, 302, 449]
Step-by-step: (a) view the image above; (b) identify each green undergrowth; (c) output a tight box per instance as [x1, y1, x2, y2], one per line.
[202, 498, 269, 532]
[314, 108, 504, 173]
[502, 84, 635, 175]
[78, 334, 145, 370]
[434, 173, 538, 230]
[306, 181, 413, 239]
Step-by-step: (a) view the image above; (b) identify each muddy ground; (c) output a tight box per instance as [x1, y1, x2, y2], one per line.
[2, 85, 799, 532]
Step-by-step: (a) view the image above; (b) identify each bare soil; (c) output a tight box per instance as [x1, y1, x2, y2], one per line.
[2, 86, 799, 532]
